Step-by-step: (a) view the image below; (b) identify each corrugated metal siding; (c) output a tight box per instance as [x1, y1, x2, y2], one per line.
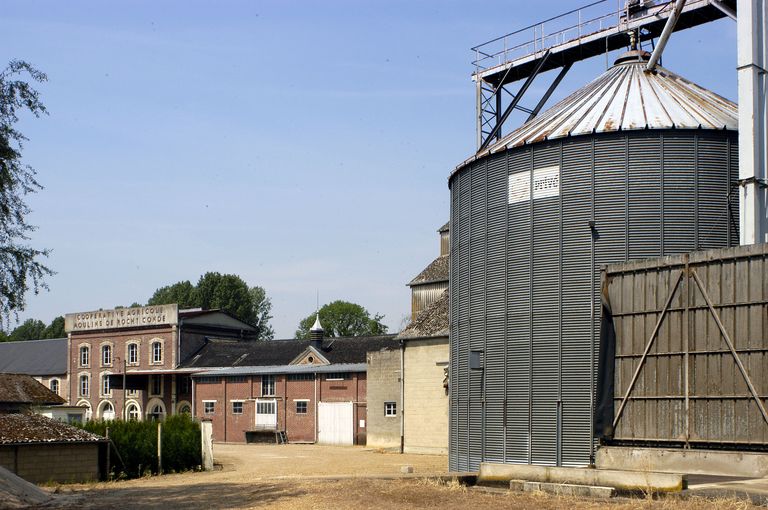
[607, 244, 768, 447]
[449, 130, 738, 472]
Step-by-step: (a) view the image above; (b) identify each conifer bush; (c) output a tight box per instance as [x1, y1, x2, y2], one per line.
[81, 414, 201, 478]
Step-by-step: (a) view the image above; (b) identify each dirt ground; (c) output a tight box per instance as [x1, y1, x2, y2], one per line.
[32, 444, 760, 510]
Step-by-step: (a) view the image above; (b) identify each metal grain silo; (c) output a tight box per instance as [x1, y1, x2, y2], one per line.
[448, 50, 739, 472]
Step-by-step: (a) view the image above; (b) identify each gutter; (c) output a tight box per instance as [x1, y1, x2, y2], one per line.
[399, 338, 405, 454]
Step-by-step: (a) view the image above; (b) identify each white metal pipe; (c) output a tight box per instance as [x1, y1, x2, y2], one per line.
[646, 0, 687, 71]
[711, 0, 736, 20]
[738, 0, 768, 245]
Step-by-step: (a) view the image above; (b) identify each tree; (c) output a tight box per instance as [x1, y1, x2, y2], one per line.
[0, 60, 52, 323]
[147, 273, 275, 340]
[147, 281, 197, 309]
[42, 315, 64, 338]
[249, 286, 274, 340]
[295, 300, 388, 339]
[8, 318, 45, 341]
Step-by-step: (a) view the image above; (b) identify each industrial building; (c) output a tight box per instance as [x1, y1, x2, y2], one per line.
[448, 0, 753, 472]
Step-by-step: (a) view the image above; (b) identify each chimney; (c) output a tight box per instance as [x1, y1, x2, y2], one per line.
[310, 314, 324, 350]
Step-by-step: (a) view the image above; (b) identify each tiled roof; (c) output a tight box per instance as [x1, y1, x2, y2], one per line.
[0, 338, 67, 375]
[180, 335, 398, 369]
[408, 255, 449, 287]
[397, 290, 449, 340]
[0, 374, 65, 405]
[0, 413, 102, 444]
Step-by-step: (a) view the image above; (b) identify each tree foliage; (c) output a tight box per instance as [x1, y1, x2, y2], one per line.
[148, 272, 274, 340]
[1, 314, 65, 341]
[0, 60, 52, 324]
[42, 315, 64, 338]
[295, 300, 387, 339]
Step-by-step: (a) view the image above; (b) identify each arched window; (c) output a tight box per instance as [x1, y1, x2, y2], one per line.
[179, 404, 191, 414]
[100, 401, 115, 421]
[78, 400, 92, 421]
[49, 379, 59, 395]
[79, 374, 90, 397]
[151, 341, 163, 364]
[127, 343, 139, 365]
[79, 345, 90, 367]
[101, 344, 112, 366]
[126, 402, 141, 421]
[147, 400, 165, 422]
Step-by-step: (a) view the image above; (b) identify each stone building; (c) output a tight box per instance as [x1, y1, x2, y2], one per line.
[64, 304, 257, 421]
[365, 347, 402, 450]
[398, 223, 450, 455]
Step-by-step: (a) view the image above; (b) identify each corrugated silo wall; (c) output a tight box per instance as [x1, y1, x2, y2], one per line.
[449, 130, 738, 472]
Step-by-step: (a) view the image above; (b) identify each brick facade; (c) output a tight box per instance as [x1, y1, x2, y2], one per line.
[194, 372, 367, 444]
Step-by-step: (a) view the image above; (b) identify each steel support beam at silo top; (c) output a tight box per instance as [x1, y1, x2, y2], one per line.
[738, 0, 768, 245]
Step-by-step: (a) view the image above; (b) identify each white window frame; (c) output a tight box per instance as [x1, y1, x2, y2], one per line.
[231, 400, 244, 415]
[125, 400, 141, 421]
[101, 343, 113, 367]
[79, 345, 90, 368]
[295, 399, 309, 414]
[49, 378, 60, 395]
[261, 375, 275, 397]
[203, 400, 216, 415]
[79, 373, 90, 398]
[325, 372, 348, 381]
[384, 401, 397, 417]
[127, 342, 139, 366]
[101, 372, 112, 397]
[151, 340, 163, 364]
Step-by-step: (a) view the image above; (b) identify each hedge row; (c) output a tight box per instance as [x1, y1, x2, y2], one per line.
[81, 414, 202, 478]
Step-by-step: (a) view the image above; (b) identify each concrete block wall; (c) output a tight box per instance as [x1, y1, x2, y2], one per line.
[366, 349, 402, 449]
[0, 443, 101, 484]
[403, 337, 449, 455]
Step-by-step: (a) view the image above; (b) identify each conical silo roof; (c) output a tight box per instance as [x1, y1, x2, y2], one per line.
[472, 50, 737, 162]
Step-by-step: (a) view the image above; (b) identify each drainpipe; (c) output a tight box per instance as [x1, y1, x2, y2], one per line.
[646, 0, 687, 71]
[314, 372, 318, 443]
[399, 339, 405, 454]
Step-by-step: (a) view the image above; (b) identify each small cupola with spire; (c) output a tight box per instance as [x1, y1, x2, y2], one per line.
[310, 313, 324, 350]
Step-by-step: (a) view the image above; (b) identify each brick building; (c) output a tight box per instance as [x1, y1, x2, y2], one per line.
[64, 304, 257, 421]
[184, 326, 398, 444]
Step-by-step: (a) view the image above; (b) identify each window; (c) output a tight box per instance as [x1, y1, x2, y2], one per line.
[325, 372, 349, 381]
[178, 403, 191, 414]
[288, 373, 314, 381]
[101, 345, 112, 366]
[203, 401, 216, 415]
[148, 404, 165, 421]
[101, 402, 115, 421]
[295, 400, 308, 414]
[232, 401, 243, 414]
[385, 402, 397, 417]
[49, 379, 59, 395]
[261, 375, 275, 396]
[126, 403, 140, 421]
[79, 345, 90, 367]
[149, 374, 162, 396]
[227, 375, 247, 383]
[179, 376, 191, 394]
[151, 341, 163, 364]
[79, 375, 90, 397]
[127, 343, 139, 365]
[256, 401, 276, 415]
[101, 374, 112, 397]
[197, 376, 221, 384]
[127, 389, 139, 397]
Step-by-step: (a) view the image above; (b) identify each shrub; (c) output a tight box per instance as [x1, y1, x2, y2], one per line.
[80, 414, 201, 478]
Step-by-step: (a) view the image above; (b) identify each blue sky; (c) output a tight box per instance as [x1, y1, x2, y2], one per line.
[2, 1, 736, 338]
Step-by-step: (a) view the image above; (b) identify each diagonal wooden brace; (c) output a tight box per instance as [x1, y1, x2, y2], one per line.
[690, 269, 768, 427]
[612, 269, 684, 430]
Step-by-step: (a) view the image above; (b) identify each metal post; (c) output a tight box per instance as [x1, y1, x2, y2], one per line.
[105, 426, 111, 480]
[738, 0, 768, 245]
[157, 422, 162, 474]
[647, 0, 687, 71]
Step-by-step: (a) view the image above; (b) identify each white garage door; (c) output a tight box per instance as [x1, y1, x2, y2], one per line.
[318, 401, 354, 445]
